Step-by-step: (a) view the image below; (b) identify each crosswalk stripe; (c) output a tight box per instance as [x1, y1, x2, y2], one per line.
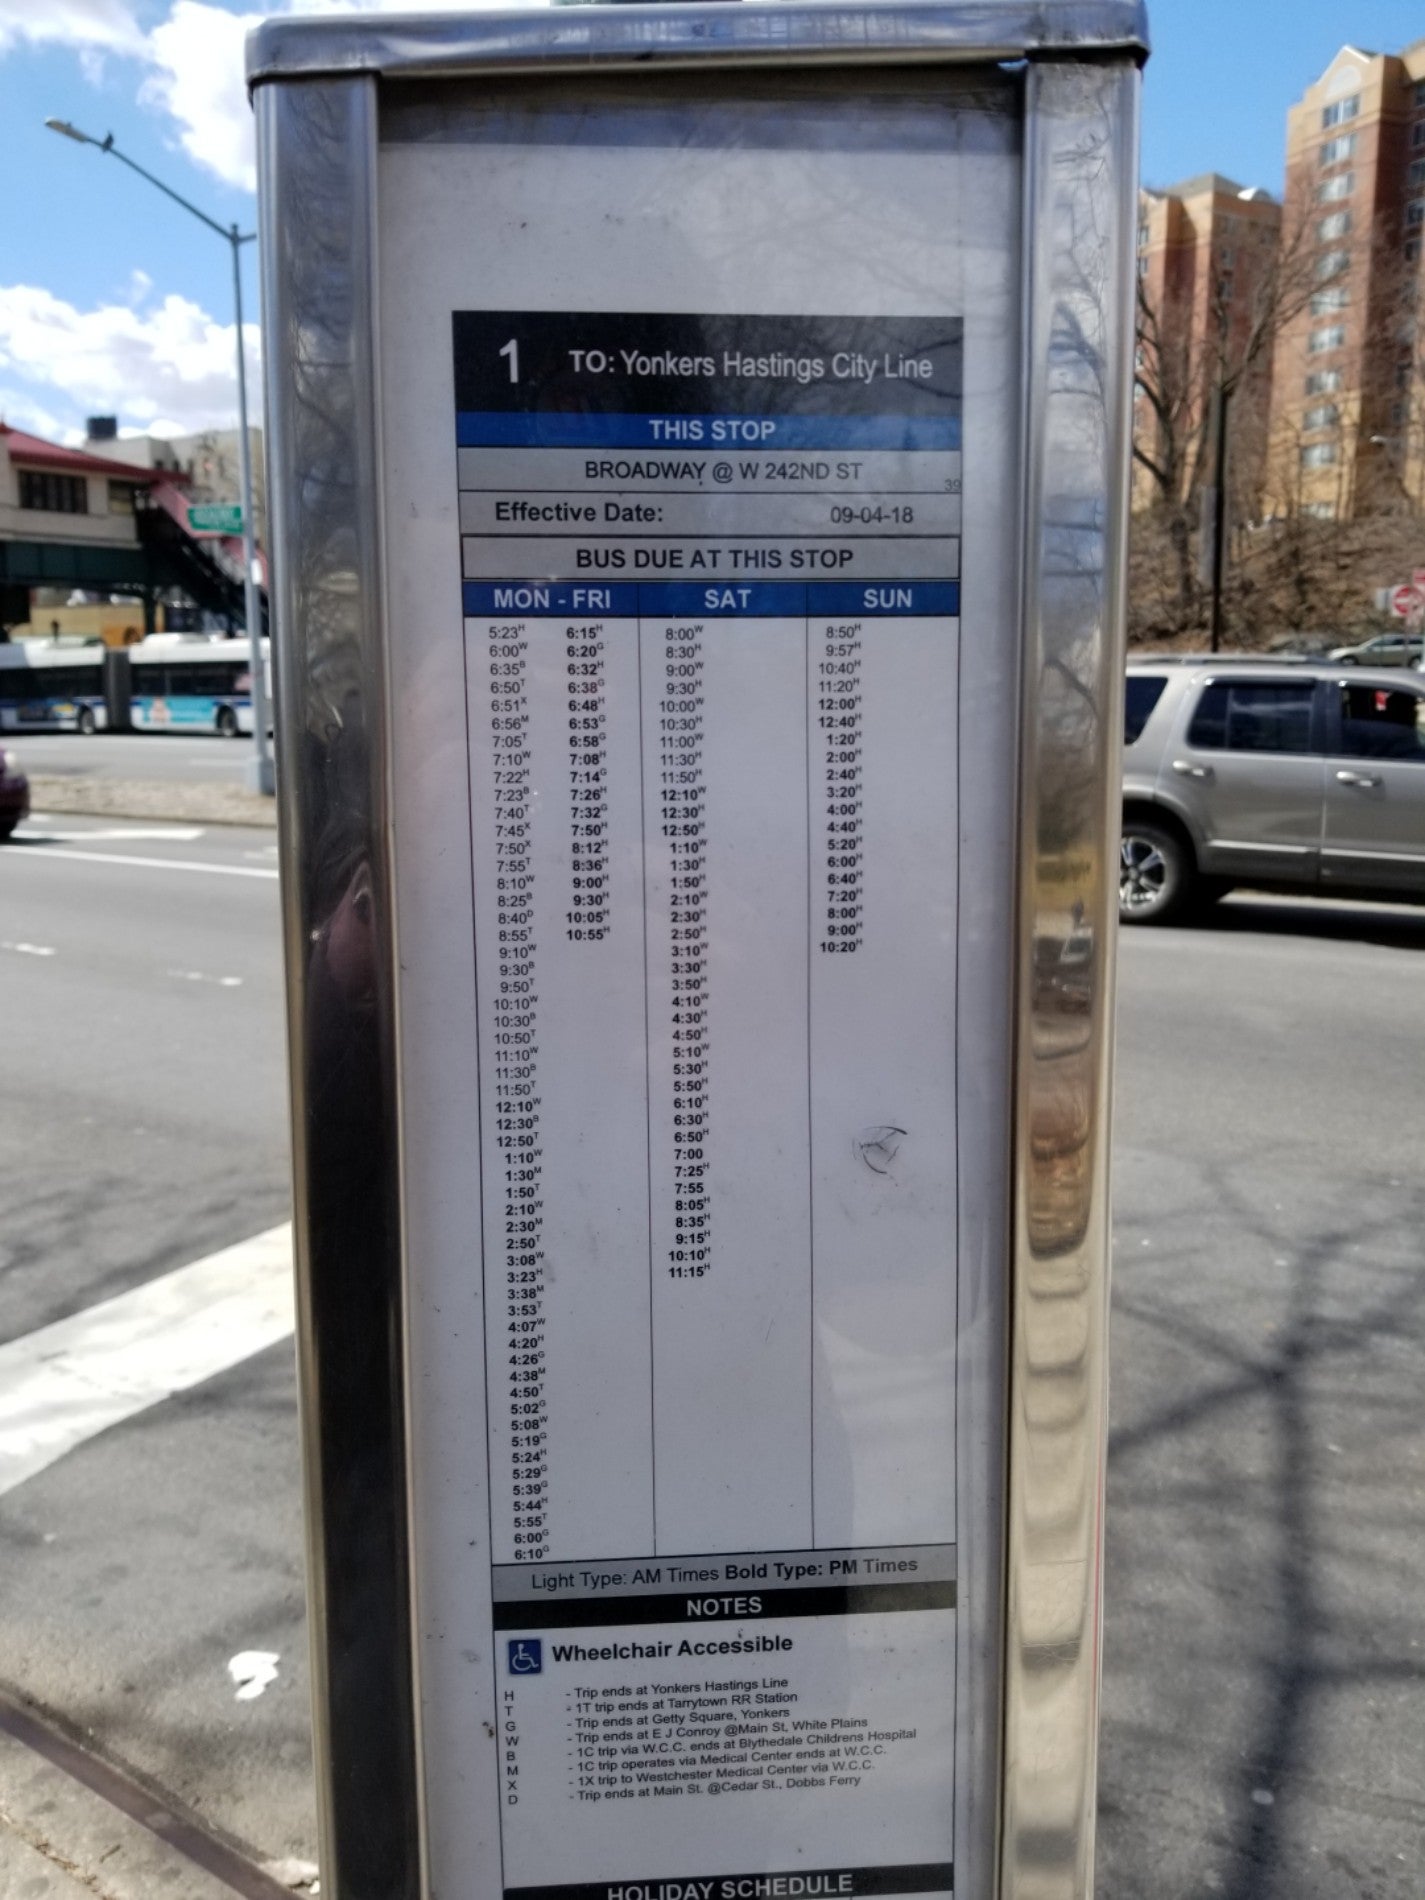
[0, 1225, 295, 1496]
[11, 846, 279, 879]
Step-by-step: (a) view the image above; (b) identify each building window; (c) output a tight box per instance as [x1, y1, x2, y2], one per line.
[1303, 500, 1337, 519]
[1408, 199, 1425, 229]
[1321, 133, 1357, 166]
[1415, 121, 1425, 148]
[1318, 171, 1355, 202]
[1310, 287, 1349, 315]
[1416, 79, 1425, 108]
[1138, 254, 1148, 278]
[17, 470, 88, 514]
[1306, 368, 1343, 395]
[1410, 158, 1425, 189]
[1391, 399, 1408, 426]
[107, 481, 137, 516]
[1309, 324, 1346, 353]
[1303, 403, 1340, 431]
[1137, 221, 1149, 251]
[1316, 249, 1351, 279]
[1407, 237, 1422, 263]
[1322, 95, 1360, 128]
[1300, 442, 1339, 468]
[1318, 210, 1352, 241]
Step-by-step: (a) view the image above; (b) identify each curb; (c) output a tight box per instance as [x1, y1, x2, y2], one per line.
[0, 1692, 313, 1898]
[28, 776, 278, 830]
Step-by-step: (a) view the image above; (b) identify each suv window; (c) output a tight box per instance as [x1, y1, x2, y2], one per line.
[1338, 685, 1425, 761]
[1188, 681, 1316, 754]
[1124, 675, 1167, 745]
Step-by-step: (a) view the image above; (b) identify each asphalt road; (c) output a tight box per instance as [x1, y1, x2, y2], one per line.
[14, 731, 254, 785]
[0, 814, 1422, 1892]
[1102, 895, 1425, 1900]
[0, 814, 307, 1863]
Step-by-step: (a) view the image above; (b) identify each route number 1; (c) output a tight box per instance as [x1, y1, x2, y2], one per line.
[500, 338, 519, 384]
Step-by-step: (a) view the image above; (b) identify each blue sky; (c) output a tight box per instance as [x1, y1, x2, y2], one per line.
[1, 0, 1422, 447]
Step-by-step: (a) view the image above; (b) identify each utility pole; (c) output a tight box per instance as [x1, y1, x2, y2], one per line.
[1204, 381, 1230, 654]
[45, 119, 274, 794]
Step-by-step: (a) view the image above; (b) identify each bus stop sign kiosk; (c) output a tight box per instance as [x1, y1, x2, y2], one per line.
[250, 6, 1144, 1897]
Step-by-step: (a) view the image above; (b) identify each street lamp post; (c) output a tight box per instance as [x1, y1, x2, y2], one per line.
[44, 119, 274, 796]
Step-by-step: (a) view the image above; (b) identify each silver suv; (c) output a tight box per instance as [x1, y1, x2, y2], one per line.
[1121, 657, 1425, 923]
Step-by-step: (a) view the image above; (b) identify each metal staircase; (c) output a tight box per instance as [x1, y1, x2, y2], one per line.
[134, 495, 269, 637]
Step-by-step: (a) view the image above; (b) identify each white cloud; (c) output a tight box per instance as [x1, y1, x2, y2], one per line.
[0, 283, 259, 438]
[0, 0, 144, 57]
[140, 0, 542, 193]
[141, 2, 263, 192]
[7, 0, 545, 195]
[1, 0, 543, 440]
[0, 387, 74, 445]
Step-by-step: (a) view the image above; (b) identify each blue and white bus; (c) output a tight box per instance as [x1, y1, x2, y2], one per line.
[128, 637, 269, 738]
[0, 644, 108, 733]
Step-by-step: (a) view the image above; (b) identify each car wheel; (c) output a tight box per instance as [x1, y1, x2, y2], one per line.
[0, 819, 16, 843]
[1120, 820, 1195, 925]
[216, 706, 239, 738]
[76, 706, 96, 735]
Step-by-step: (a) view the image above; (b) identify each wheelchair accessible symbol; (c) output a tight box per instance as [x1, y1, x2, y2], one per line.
[508, 1639, 542, 1675]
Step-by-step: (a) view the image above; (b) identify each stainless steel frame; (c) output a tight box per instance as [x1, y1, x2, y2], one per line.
[257, 74, 422, 1899]
[250, 2, 1145, 80]
[252, 9, 1143, 1898]
[1004, 57, 1138, 1900]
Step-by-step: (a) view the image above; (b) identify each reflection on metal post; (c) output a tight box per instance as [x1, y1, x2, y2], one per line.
[256, 75, 423, 1900]
[1004, 53, 1139, 1900]
[230, 225, 275, 794]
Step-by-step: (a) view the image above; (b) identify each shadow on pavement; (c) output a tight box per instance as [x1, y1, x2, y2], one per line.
[1100, 1156, 1425, 1898]
[1195, 894, 1425, 951]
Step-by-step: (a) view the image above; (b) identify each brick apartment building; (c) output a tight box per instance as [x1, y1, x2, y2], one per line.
[1134, 37, 1425, 531]
[1133, 173, 1281, 518]
[1265, 40, 1425, 520]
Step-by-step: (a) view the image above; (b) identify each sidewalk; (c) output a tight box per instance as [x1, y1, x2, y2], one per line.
[0, 1705, 315, 1898]
[29, 774, 278, 828]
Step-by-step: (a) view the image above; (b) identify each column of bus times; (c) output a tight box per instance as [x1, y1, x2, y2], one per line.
[462, 577, 657, 1567]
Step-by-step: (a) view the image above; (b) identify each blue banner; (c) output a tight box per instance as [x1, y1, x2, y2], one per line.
[464, 582, 641, 617]
[463, 581, 959, 619]
[806, 582, 960, 616]
[457, 412, 960, 452]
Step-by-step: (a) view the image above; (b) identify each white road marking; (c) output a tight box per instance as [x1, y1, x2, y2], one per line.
[0, 1225, 294, 1496]
[18, 825, 206, 844]
[167, 968, 244, 987]
[10, 846, 278, 880]
[0, 941, 56, 958]
[228, 1651, 281, 1702]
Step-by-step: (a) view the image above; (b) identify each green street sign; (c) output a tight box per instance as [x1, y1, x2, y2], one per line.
[186, 501, 244, 534]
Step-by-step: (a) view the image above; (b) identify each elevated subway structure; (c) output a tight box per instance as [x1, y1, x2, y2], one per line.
[0, 425, 267, 639]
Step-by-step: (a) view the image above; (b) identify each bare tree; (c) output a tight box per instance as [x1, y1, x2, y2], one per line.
[1132, 203, 1360, 642]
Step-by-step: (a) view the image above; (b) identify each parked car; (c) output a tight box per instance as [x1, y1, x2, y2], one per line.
[1121, 658, 1425, 922]
[0, 746, 30, 840]
[1327, 632, 1424, 667]
[1264, 631, 1340, 658]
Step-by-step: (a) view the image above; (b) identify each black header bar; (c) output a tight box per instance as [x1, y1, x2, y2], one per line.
[492, 1580, 955, 1630]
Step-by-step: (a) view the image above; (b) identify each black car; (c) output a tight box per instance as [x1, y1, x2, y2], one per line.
[0, 747, 31, 840]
